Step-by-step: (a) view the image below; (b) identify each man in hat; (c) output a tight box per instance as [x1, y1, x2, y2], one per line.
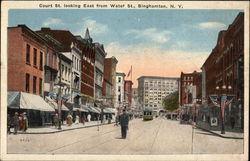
[13, 112, 19, 134]
[7, 114, 11, 134]
[119, 109, 129, 139]
[23, 112, 28, 132]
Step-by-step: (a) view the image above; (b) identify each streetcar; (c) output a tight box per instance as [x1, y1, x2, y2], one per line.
[143, 109, 153, 121]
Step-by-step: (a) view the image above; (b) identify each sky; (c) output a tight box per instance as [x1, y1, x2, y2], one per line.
[9, 9, 242, 87]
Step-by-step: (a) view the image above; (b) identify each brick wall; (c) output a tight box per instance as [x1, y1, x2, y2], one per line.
[8, 26, 44, 96]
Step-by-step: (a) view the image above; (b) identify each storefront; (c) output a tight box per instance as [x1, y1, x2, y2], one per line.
[8, 91, 55, 126]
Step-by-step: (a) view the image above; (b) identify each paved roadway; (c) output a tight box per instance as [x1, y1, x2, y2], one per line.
[7, 117, 243, 154]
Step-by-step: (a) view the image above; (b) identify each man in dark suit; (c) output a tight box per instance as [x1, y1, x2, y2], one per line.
[120, 109, 129, 139]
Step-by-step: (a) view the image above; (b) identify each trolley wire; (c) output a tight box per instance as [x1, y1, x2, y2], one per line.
[149, 118, 163, 152]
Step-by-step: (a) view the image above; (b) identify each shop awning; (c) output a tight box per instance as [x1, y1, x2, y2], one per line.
[93, 107, 101, 113]
[73, 93, 81, 98]
[106, 108, 115, 114]
[103, 108, 112, 114]
[81, 105, 100, 113]
[8, 91, 55, 112]
[45, 96, 69, 111]
[73, 107, 88, 112]
[88, 106, 100, 113]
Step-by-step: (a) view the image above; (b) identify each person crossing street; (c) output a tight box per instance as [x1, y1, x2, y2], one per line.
[120, 109, 129, 139]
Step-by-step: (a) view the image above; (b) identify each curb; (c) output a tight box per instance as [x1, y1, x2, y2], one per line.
[15, 122, 115, 135]
[196, 126, 243, 139]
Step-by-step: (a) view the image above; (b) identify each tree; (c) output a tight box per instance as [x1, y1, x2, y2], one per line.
[163, 91, 179, 112]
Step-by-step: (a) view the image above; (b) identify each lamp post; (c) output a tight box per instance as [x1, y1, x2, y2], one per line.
[215, 84, 233, 134]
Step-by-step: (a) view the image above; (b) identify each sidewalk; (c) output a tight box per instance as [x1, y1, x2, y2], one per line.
[10, 120, 115, 134]
[196, 121, 244, 139]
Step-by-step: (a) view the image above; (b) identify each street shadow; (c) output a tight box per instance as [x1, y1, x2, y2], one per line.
[195, 131, 219, 137]
[115, 137, 124, 139]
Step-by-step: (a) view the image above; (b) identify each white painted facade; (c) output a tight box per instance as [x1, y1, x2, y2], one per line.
[115, 72, 126, 108]
[54, 52, 72, 100]
[71, 44, 82, 104]
[138, 76, 179, 110]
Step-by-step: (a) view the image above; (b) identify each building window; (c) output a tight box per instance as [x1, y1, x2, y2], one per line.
[118, 86, 121, 92]
[118, 77, 121, 83]
[65, 66, 68, 81]
[40, 52, 43, 70]
[25, 73, 30, 92]
[68, 68, 71, 82]
[26, 44, 30, 64]
[33, 48, 37, 66]
[118, 94, 121, 102]
[33, 76, 37, 94]
[39, 78, 42, 95]
[61, 64, 64, 80]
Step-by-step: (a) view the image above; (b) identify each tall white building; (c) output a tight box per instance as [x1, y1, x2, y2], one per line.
[71, 43, 82, 105]
[137, 76, 179, 110]
[55, 52, 72, 98]
[132, 88, 141, 110]
[115, 72, 126, 108]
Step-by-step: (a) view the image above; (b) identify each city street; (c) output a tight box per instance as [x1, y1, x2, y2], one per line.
[7, 117, 243, 154]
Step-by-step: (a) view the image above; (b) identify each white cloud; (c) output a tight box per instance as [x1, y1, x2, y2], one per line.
[172, 41, 189, 49]
[82, 18, 108, 35]
[43, 17, 64, 27]
[125, 28, 171, 44]
[199, 22, 226, 29]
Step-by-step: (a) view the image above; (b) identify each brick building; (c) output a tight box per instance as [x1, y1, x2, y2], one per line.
[37, 28, 95, 106]
[201, 12, 244, 129]
[201, 12, 244, 102]
[36, 31, 63, 97]
[8, 25, 45, 96]
[180, 71, 202, 106]
[103, 56, 118, 107]
[37, 28, 77, 104]
[124, 80, 133, 108]
[7, 25, 56, 126]
[75, 30, 95, 105]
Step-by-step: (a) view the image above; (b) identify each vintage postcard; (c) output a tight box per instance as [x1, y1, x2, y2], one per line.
[1, 1, 249, 161]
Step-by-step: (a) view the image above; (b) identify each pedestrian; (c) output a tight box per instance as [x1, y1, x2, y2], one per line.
[75, 115, 79, 124]
[103, 115, 106, 124]
[23, 112, 28, 132]
[54, 113, 59, 128]
[119, 109, 129, 139]
[114, 115, 119, 126]
[82, 114, 86, 125]
[13, 112, 19, 134]
[18, 113, 24, 131]
[87, 113, 91, 122]
[67, 114, 73, 126]
[7, 114, 11, 134]
[230, 115, 236, 129]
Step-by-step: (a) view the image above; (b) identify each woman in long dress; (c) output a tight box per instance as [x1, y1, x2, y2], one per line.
[75, 115, 79, 124]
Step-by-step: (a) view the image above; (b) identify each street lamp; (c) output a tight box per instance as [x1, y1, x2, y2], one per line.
[215, 84, 233, 134]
